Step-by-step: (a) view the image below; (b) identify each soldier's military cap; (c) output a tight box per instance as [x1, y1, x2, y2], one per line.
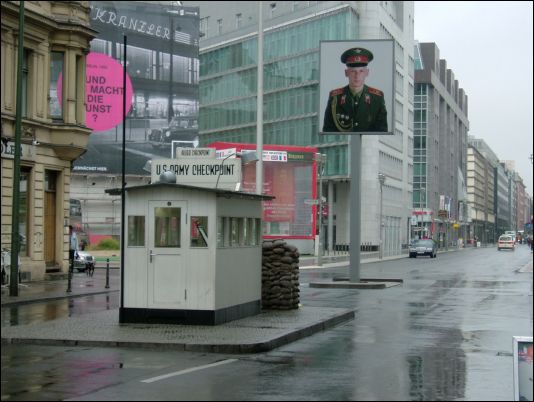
[341, 47, 374, 67]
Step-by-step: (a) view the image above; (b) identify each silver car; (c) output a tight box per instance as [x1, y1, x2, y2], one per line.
[73, 251, 95, 272]
[409, 239, 438, 258]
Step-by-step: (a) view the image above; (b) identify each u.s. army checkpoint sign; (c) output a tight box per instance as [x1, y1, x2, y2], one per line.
[151, 158, 241, 190]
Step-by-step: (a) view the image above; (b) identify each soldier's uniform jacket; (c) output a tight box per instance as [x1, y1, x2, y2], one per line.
[323, 85, 388, 132]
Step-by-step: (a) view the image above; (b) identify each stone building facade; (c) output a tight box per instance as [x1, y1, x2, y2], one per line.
[1, 1, 96, 280]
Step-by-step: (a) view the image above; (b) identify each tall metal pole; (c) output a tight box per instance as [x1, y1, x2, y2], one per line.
[420, 187, 425, 239]
[349, 135, 362, 282]
[317, 154, 325, 266]
[120, 35, 127, 318]
[255, 1, 263, 195]
[378, 174, 385, 259]
[327, 181, 334, 253]
[10, 1, 25, 297]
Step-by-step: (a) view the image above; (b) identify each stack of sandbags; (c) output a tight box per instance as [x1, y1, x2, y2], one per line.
[261, 239, 300, 310]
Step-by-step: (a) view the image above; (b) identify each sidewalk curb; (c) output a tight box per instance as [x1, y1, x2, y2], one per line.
[1, 307, 355, 354]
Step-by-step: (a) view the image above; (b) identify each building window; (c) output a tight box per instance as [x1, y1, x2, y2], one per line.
[200, 17, 209, 38]
[230, 217, 239, 246]
[128, 216, 145, 247]
[154, 207, 181, 248]
[75, 55, 84, 123]
[191, 216, 208, 247]
[49, 52, 63, 119]
[21, 49, 30, 118]
[236, 13, 242, 29]
[217, 19, 223, 35]
[270, 3, 277, 18]
[19, 167, 31, 256]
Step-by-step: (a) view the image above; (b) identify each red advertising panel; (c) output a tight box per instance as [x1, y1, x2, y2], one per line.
[209, 142, 317, 239]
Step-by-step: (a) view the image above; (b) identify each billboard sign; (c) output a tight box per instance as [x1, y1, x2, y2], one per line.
[58, 52, 134, 132]
[210, 142, 317, 239]
[319, 40, 394, 135]
[513, 336, 533, 401]
[150, 158, 241, 190]
[70, 1, 199, 175]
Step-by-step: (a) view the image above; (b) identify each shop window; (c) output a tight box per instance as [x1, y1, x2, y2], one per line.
[191, 216, 208, 247]
[128, 216, 145, 247]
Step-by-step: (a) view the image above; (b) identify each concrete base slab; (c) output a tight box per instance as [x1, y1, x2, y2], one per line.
[332, 277, 404, 283]
[1, 306, 354, 354]
[309, 280, 402, 289]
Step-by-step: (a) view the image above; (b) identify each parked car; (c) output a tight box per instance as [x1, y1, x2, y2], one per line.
[409, 239, 438, 258]
[73, 250, 95, 272]
[497, 235, 515, 251]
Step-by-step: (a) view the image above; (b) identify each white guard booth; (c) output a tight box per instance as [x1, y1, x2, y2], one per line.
[116, 182, 272, 325]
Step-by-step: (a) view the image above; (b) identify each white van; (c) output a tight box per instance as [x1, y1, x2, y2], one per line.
[504, 231, 516, 243]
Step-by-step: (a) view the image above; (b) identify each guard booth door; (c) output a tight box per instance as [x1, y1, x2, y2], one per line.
[148, 201, 187, 308]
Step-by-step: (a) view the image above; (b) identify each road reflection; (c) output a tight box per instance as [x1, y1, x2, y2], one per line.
[407, 329, 466, 401]
[1, 293, 119, 327]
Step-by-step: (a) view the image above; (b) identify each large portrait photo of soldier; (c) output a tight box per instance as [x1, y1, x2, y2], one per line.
[319, 40, 394, 135]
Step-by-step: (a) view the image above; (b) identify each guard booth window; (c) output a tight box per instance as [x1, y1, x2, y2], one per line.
[128, 216, 145, 247]
[154, 207, 180, 248]
[191, 216, 208, 247]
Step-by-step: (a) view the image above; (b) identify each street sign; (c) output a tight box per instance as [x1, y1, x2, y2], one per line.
[150, 158, 241, 190]
[304, 199, 319, 205]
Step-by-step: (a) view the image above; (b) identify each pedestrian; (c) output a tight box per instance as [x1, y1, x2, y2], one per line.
[323, 47, 388, 132]
[69, 225, 78, 272]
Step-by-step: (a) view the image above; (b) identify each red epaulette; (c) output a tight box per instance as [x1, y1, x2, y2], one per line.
[329, 87, 344, 97]
[367, 86, 383, 97]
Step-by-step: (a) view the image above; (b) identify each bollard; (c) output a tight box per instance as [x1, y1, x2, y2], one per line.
[105, 258, 110, 289]
[67, 263, 72, 293]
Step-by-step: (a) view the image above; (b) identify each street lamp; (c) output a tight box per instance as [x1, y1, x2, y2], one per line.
[378, 173, 386, 259]
[215, 150, 259, 189]
[315, 153, 327, 266]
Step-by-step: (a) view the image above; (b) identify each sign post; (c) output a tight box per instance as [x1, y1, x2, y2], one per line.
[319, 39, 395, 283]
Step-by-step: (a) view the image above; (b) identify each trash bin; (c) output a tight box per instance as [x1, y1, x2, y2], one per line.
[476, 241, 481, 248]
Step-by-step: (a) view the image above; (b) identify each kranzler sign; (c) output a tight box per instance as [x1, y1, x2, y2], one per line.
[70, 1, 200, 175]
[151, 159, 241, 190]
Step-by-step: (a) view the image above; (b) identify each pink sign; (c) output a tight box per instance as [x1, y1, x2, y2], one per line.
[58, 52, 133, 132]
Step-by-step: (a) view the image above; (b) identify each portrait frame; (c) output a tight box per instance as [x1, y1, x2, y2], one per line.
[319, 39, 395, 135]
[513, 336, 533, 401]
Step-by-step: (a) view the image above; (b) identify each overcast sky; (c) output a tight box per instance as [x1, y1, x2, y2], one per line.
[414, 1, 533, 196]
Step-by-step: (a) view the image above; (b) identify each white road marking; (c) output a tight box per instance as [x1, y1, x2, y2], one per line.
[141, 359, 238, 383]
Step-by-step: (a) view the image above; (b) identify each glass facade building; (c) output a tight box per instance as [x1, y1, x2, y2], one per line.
[191, 1, 415, 255]
[413, 83, 428, 208]
[199, 10, 356, 177]
[413, 42, 470, 247]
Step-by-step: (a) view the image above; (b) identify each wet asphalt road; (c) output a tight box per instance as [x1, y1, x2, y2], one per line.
[1, 245, 532, 401]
